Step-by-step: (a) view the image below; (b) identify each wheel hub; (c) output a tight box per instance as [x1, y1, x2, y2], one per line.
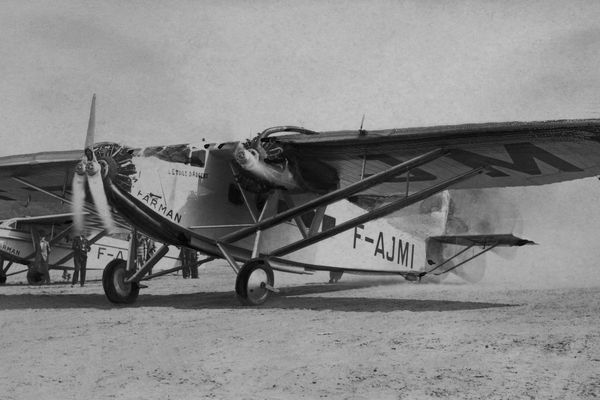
[246, 268, 270, 304]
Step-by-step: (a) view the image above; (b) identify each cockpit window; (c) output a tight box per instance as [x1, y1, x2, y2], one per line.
[142, 144, 205, 166]
[190, 150, 206, 167]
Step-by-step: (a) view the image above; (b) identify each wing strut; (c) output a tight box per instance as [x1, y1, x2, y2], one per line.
[220, 148, 448, 244]
[416, 234, 535, 280]
[140, 256, 215, 281]
[51, 229, 107, 267]
[268, 166, 485, 258]
[19, 223, 76, 263]
[124, 244, 170, 284]
[431, 244, 499, 276]
[404, 243, 500, 281]
[229, 162, 259, 223]
[425, 244, 476, 276]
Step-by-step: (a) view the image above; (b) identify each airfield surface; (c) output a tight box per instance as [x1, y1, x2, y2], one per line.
[1, 262, 599, 400]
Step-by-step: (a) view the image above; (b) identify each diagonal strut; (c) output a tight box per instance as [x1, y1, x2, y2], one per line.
[220, 148, 448, 244]
[268, 167, 485, 258]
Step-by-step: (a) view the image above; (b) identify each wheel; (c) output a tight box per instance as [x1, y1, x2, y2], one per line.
[328, 271, 343, 283]
[235, 259, 275, 306]
[26, 269, 43, 285]
[102, 259, 140, 304]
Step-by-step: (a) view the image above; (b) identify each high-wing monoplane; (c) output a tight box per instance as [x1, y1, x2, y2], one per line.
[3, 96, 600, 305]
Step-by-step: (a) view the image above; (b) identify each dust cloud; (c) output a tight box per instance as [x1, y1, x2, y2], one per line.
[453, 178, 600, 289]
[386, 178, 600, 290]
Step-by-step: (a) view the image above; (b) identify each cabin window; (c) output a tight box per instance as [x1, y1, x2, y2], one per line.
[190, 150, 206, 167]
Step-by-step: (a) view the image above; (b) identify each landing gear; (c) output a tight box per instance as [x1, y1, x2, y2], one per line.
[328, 271, 343, 283]
[235, 259, 275, 306]
[26, 269, 43, 285]
[62, 269, 71, 282]
[102, 259, 139, 304]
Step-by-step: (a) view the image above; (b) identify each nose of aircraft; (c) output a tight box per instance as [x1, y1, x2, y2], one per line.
[71, 94, 116, 234]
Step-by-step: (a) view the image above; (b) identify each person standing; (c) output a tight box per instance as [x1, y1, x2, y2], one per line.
[180, 247, 198, 279]
[180, 247, 190, 278]
[136, 234, 147, 270]
[188, 248, 199, 279]
[146, 238, 156, 275]
[72, 233, 91, 287]
[62, 268, 71, 282]
[38, 232, 51, 284]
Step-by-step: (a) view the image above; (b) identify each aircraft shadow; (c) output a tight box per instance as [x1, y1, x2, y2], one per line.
[0, 280, 516, 312]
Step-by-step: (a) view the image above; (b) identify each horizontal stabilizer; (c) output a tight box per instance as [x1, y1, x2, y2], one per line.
[430, 234, 535, 247]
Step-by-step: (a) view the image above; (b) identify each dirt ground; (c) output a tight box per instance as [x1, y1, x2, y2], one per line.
[1, 261, 599, 400]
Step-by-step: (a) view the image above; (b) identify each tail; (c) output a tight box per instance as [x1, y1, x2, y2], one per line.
[425, 189, 524, 283]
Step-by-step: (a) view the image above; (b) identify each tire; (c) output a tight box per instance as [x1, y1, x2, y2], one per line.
[102, 259, 140, 304]
[328, 271, 344, 283]
[27, 270, 43, 285]
[235, 259, 275, 306]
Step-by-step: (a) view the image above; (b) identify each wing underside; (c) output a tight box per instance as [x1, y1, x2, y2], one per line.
[265, 119, 600, 197]
[0, 152, 79, 220]
[0, 150, 126, 229]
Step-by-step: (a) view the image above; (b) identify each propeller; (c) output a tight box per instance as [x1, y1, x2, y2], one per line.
[71, 94, 115, 235]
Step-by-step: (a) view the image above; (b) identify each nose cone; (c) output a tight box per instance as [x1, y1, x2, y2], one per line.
[91, 142, 138, 194]
[234, 143, 254, 166]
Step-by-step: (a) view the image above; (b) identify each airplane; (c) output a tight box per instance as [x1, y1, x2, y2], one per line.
[2, 94, 600, 305]
[0, 213, 181, 285]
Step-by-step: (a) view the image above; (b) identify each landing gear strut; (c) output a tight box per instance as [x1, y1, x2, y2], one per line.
[235, 259, 275, 306]
[102, 259, 139, 304]
[328, 271, 343, 283]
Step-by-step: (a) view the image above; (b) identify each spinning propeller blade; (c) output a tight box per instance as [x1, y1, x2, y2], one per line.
[87, 172, 115, 233]
[71, 172, 86, 234]
[70, 94, 115, 234]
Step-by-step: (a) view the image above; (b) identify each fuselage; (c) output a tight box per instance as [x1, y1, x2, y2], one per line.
[94, 141, 447, 275]
[0, 226, 179, 271]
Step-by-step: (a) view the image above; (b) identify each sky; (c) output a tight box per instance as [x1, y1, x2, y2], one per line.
[2, 0, 600, 155]
[2, 0, 600, 284]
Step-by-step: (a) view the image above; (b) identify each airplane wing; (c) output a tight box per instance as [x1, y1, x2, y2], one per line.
[0, 212, 118, 233]
[0, 150, 127, 229]
[0, 150, 81, 220]
[261, 119, 600, 196]
[0, 212, 88, 225]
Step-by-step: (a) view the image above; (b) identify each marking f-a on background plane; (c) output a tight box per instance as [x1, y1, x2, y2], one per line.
[3, 95, 600, 305]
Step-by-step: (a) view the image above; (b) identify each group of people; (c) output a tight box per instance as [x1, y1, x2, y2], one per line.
[135, 234, 156, 273]
[33, 231, 201, 285]
[134, 233, 199, 279]
[35, 231, 90, 286]
[180, 246, 199, 279]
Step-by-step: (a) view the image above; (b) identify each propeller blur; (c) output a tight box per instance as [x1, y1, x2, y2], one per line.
[71, 94, 115, 235]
